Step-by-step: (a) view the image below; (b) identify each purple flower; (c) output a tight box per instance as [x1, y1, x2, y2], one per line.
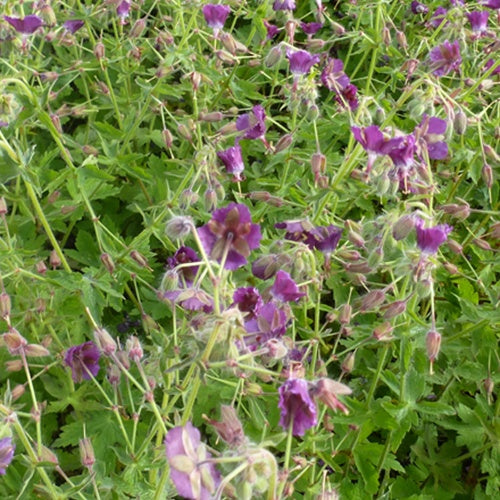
[411, 1, 429, 14]
[467, 11, 489, 32]
[263, 20, 280, 40]
[217, 144, 245, 180]
[286, 49, 320, 75]
[278, 379, 317, 436]
[64, 341, 100, 382]
[430, 7, 448, 28]
[383, 134, 416, 168]
[236, 105, 266, 141]
[162, 289, 213, 312]
[0, 121, 9, 128]
[321, 58, 358, 110]
[233, 287, 263, 318]
[165, 422, 221, 500]
[311, 225, 343, 254]
[415, 115, 448, 160]
[479, 0, 500, 8]
[117, 0, 131, 22]
[63, 19, 84, 34]
[352, 125, 388, 171]
[273, 0, 296, 11]
[414, 217, 452, 253]
[202, 4, 230, 31]
[167, 246, 200, 285]
[428, 40, 461, 77]
[4, 15, 43, 35]
[483, 58, 500, 75]
[271, 270, 306, 302]
[0, 437, 15, 475]
[198, 203, 262, 270]
[244, 302, 287, 346]
[300, 22, 323, 35]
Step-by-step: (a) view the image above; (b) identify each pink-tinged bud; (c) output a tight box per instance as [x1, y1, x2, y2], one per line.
[47, 191, 60, 204]
[129, 46, 141, 61]
[265, 338, 288, 359]
[11, 384, 26, 401]
[317, 489, 340, 500]
[79, 438, 95, 468]
[142, 313, 159, 332]
[482, 163, 493, 189]
[340, 325, 352, 337]
[165, 215, 193, 239]
[3, 328, 28, 355]
[483, 144, 499, 162]
[359, 289, 386, 312]
[484, 377, 494, 398]
[347, 229, 365, 248]
[265, 45, 283, 68]
[382, 300, 407, 319]
[274, 133, 293, 153]
[344, 261, 372, 274]
[220, 32, 237, 54]
[396, 30, 407, 50]
[94, 42, 105, 61]
[426, 330, 441, 374]
[190, 71, 202, 91]
[24, 344, 50, 357]
[60, 205, 76, 215]
[160, 270, 178, 292]
[443, 262, 458, 275]
[50, 114, 62, 134]
[331, 21, 345, 35]
[107, 363, 121, 385]
[440, 203, 470, 221]
[336, 249, 361, 261]
[306, 38, 325, 51]
[311, 152, 326, 175]
[341, 352, 355, 373]
[367, 248, 383, 268]
[82, 145, 99, 156]
[126, 336, 143, 362]
[382, 26, 391, 46]
[0, 197, 7, 216]
[38, 445, 59, 465]
[100, 253, 115, 274]
[447, 239, 463, 254]
[216, 49, 237, 64]
[204, 189, 218, 212]
[247, 191, 284, 207]
[130, 18, 146, 38]
[162, 128, 174, 149]
[472, 238, 492, 251]
[373, 322, 394, 341]
[49, 250, 61, 269]
[316, 174, 329, 189]
[199, 111, 224, 122]
[285, 20, 297, 43]
[0, 292, 11, 319]
[339, 304, 352, 324]
[94, 327, 117, 356]
[116, 349, 130, 370]
[130, 250, 149, 269]
[453, 110, 467, 135]
[206, 405, 246, 448]
[5, 359, 23, 372]
[392, 214, 415, 240]
[490, 222, 500, 240]
[177, 123, 192, 142]
[312, 378, 352, 414]
[415, 279, 432, 298]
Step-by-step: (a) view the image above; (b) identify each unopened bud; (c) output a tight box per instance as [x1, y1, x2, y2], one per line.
[126, 336, 143, 362]
[24, 344, 50, 357]
[94, 42, 105, 61]
[11, 384, 25, 401]
[415, 279, 432, 298]
[79, 438, 95, 468]
[359, 289, 386, 312]
[206, 405, 246, 448]
[347, 230, 365, 248]
[142, 313, 159, 332]
[382, 300, 407, 319]
[199, 111, 224, 122]
[440, 203, 470, 220]
[392, 214, 415, 240]
[94, 327, 117, 356]
[35, 260, 47, 275]
[50, 114, 62, 134]
[274, 133, 293, 153]
[341, 352, 355, 373]
[481, 163, 493, 189]
[312, 378, 351, 414]
[216, 50, 236, 64]
[49, 249, 61, 269]
[165, 216, 193, 239]
[336, 249, 361, 261]
[443, 262, 458, 275]
[130, 250, 149, 268]
[162, 128, 174, 148]
[265, 45, 283, 68]
[453, 110, 467, 135]
[130, 18, 146, 38]
[177, 123, 192, 142]
[483, 144, 499, 162]
[220, 32, 237, 54]
[447, 239, 463, 254]
[344, 261, 372, 274]
[311, 152, 326, 175]
[3, 328, 28, 355]
[100, 253, 115, 274]
[339, 304, 352, 324]
[5, 359, 23, 372]
[204, 188, 218, 212]
[382, 26, 391, 46]
[0, 197, 7, 216]
[472, 238, 492, 251]
[160, 270, 179, 292]
[426, 330, 441, 374]
[373, 321, 394, 341]
[0, 292, 11, 319]
[331, 22, 345, 35]
[285, 20, 297, 43]
[107, 363, 121, 385]
[484, 377, 494, 398]
[82, 145, 99, 156]
[396, 31, 407, 50]
[38, 445, 58, 465]
[190, 71, 201, 91]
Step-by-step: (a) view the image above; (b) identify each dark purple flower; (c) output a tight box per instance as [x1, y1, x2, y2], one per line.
[217, 144, 245, 180]
[430, 7, 448, 28]
[300, 22, 323, 35]
[165, 422, 221, 500]
[198, 203, 262, 270]
[263, 20, 280, 40]
[233, 287, 263, 318]
[414, 217, 452, 253]
[273, 0, 296, 11]
[479, 0, 500, 8]
[467, 11, 489, 32]
[411, 1, 429, 14]
[4, 15, 42, 35]
[162, 289, 213, 312]
[167, 246, 200, 285]
[321, 58, 358, 110]
[251, 253, 288, 280]
[352, 125, 388, 171]
[275, 219, 316, 245]
[311, 225, 343, 254]
[286, 49, 320, 75]
[415, 115, 448, 160]
[202, 4, 230, 31]
[483, 58, 500, 75]
[278, 379, 317, 436]
[271, 270, 306, 302]
[244, 302, 287, 346]
[64, 341, 100, 382]
[117, 0, 131, 21]
[383, 134, 416, 168]
[429, 40, 461, 77]
[0, 437, 15, 475]
[63, 19, 84, 33]
[236, 105, 266, 140]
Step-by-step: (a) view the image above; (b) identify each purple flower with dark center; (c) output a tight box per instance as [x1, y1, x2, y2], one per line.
[4, 15, 42, 35]
[165, 422, 221, 500]
[117, 0, 131, 22]
[300, 22, 323, 35]
[275, 219, 316, 245]
[352, 125, 388, 171]
[263, 20, 280, 40]
[273, 0, 296, 10]
[414, 217, 453, 253]
[428, 40, 461, 77]
[467, 11, 489, 32]
[278, 379, 317, 436]
[202, 4, 230, 31]
[415, 115, 448, 160]
[271, 270, 306, 302]
[411, 1, 429, 14]
[244, 302, 287, 346]
[233, 287, 263, 318]
[0, 437, 15, 475]
[286, 49, 320, 76]
[430, 7, 448, 28]
[167, 246, 200, 285]
[64, 341, 101, 382]
[63, 19, 84, 34]
[162, 289, 213, 312]
[198, 203, 262, 270]
[236, 105, 266, 141]
[217, 144, 245, 180]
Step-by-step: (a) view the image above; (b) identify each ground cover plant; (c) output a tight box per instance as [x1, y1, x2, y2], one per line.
[0, 0, 499, 498]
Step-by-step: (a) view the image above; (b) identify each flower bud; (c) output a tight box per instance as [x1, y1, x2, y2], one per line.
[5, 359, 23, 372]
[415, 279, 432, 298]
[79, 438, 95, 468]
[107, 363, 121, 385]
[220, 32, 237, 54]
[199, 111, 224, 122]
[130, 18, 146, 38]
[126, 336, 143, 362]
[339, 304, 352, 324]
[0, 292, 11, 319]
[382, 300, 407, 319]
[204, 188, 218, 212]
[392, 214, 415, 240]
[11, 384, 25, 401]
[130, 250, 149, 269]
[160, 270, 179, 292]
[94, 327, 117, 356]
[274, 133, 293, 153]
[3, 328, 28, 355]
[347, 229, 365, 248]
[382, 26, 391, 46]
[482, 163, 493, 189]
[162, 128, 174, 149]
[483, 144, 499, 162]
[49, 250, 61, 269]
[440, 203, 470, 221]
[0, 197, 7, 216]
[443, 262, 458, 275]
[472, 238, 492, 251]
[206, 405, 246, 448]
[306, 38, 325, 51]
[190, 71, 201, 91]
[265, 338, 288, 359]
[24, 344, 50, 357]
[94, 41, 105, 61]
[341, 352, 355, 373]
[38, 445, 59, 465]
[372, 321, 394, 341]
[336, 249, 361, 261]
[345, 261, 372, 274]
[216, 50, 237, 64]
[453, 110, 467, 135]
[177, 123, 192, 142]
[396, 30, 407, 50]
[359, 289, 386, 312]
[165, 216, 193, 239]
[447, 239, 463, 254]
[265, 44, 283, 68]
[426, 330, 441, 374]
[484, 377, 494, 398]
[311, 152, 326, 175]
[312, 378, 351, 414]
[100, 253, 115, 274]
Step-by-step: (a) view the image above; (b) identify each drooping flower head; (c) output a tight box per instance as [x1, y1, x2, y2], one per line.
[311, 379, 352, 414]
[236, 105, 266, 141]
[263, 20, 280, 40]
[117, 1, 131, 23]
[414, 217, 453, 253]
[466, 11, 489, 32]
[286, 49, 320, 76]
[415, 115, 448, 160]
[311, 225, 343, 254]
[63, 19, 84, 34]
[0, 437, 15, 475]
[300, 22, 323, 35]
[202, 4, 230, 31]
[273, 0, 296, 10]
[278, 379, 317, 436]
[233, 287, 263, 318]
[217, 144, 245, 180]
[162, 288, 213, 313]
[351, 125, 388, 172]
[167, 246, 200, 285]
[64, 341, 101, 382]
[383, 134, 417, 168]
[321, 58, 358, 110]
[271, 270, 306, 302]
[428, 40, 461, 77]
[165, 422, 221, 500]
[4, 15, 43, 35]
[198, 203, 262, 270]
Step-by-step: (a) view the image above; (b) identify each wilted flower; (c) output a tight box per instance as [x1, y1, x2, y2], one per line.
[312, 225, 343, 255]
[0, 437, 15, 475]
[217, 144, 245, 180]
[64, 341, 101, 382]
[286, 49, 320, 75]
[278, 378, 317, 436]
[167, 246, 200, 285]
[273, 0, 296, 10]
[207, 405, 246, 448]
[275, 220, 342, 254]
[4, 15, 43, 34]
[233, 287, 263, 318]
[271, 270, 306, 302]
[236, 105, 266, 141]
[63, 19, 84, 34]
[428, 40, 461, 77]
[466, 11, 489, 32]
[415, 115, 448, 160]
[198, 203, 262, 270]
[165, 422, 221, 500]
[311, 378, 352, 414]
[414, 217, 453, 253]
[202, 4, 230, 31]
